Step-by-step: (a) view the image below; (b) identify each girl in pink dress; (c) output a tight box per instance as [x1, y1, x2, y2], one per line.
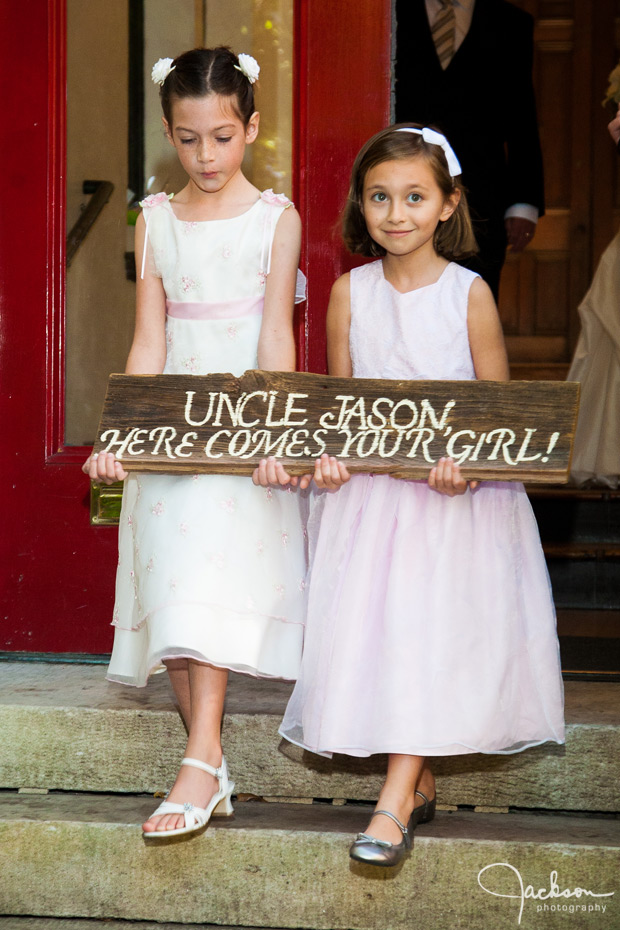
[278, 125, 565, 867]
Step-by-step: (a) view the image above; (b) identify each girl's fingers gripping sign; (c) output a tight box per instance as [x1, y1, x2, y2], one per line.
[313, 454, 351, 492]
[428, 456, 478, 496]
[252, 456, 295, 488]
[82, 452, 128, 485]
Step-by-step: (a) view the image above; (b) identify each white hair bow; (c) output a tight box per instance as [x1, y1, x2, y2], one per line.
[395, 127, 462, 177]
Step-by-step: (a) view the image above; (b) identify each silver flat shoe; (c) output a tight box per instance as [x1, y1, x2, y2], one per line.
[411, 789, 437, 826]
[349, 809, 412, 867]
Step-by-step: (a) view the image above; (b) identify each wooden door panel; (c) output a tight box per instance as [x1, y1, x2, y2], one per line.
[536, 18, 574, 210]
[501, 1, 617, 378]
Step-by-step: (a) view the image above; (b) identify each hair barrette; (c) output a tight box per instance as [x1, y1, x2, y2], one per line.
[151, 57, 176, 86]
[234, 53, 260, 84]
[395, 127, 462, 177]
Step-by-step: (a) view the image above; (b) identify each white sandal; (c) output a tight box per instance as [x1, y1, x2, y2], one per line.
[143, 756, 235, 839]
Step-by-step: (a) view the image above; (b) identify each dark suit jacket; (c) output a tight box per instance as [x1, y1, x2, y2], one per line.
[394, 0, 545, 232]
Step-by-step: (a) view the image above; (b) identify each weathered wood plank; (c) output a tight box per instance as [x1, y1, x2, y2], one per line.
[93, 371, 580, 483]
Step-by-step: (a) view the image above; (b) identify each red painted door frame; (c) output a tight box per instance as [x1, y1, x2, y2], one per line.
[296, 0, 392, 373]
[0, 0, 391, 654]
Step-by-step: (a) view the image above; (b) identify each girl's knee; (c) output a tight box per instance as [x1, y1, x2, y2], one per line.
[165, 658, 189, 671]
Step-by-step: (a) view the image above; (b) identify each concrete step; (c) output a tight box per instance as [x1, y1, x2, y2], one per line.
[0, 922, 264, 930]
[0, 792, 618, 930]
[1, 662, 619, 813]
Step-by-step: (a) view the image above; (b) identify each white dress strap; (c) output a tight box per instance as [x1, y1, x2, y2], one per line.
[140, 210, 152, 281]
[259, 201, 277, 277]
[138, 193, 174, 280]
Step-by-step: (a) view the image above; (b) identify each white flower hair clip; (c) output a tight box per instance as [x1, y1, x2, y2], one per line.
[234, 53, 260, 84]
[151, 58, 176, 86]
[396, 127, 462, 177]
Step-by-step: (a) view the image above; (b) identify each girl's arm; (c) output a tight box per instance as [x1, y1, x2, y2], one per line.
[257, 206, 302, 371]
[429, 276, 509, 495]
[314, 274, 352, 489]
[466, 276, 510, 381]
[125, 212, 168, 375]
[326, 273, 353, 378]
[252, 206, 301, 487]
[252, 272, 352, 491]
[83, 213, 167, 484]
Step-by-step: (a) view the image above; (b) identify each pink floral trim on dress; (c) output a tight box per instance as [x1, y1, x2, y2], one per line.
[140, 192, 173, 208]
[260, 189, 292, 208]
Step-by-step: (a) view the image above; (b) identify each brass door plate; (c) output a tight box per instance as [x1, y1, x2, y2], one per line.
[90, 481, 123, 526]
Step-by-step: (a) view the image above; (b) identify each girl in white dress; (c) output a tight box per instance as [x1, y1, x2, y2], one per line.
[84, 47, 307, 838]
[276, 126, 565, 867]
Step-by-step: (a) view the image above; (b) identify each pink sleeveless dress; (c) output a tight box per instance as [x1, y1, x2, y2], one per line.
[280, 260, 565, 757]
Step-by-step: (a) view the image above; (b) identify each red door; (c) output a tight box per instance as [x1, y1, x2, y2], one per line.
[0, 0, 391, 654]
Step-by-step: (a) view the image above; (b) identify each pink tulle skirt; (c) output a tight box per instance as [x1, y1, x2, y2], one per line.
[279, 476, 565, 757]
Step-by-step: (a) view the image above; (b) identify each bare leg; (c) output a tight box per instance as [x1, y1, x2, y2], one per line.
[143, 660, 229, 833]
[165, 658, 191, 727]
[365, 753, 435, 845]
[416, 759, 436, 805]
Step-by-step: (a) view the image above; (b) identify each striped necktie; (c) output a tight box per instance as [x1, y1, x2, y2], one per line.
[432, 0, 456, 70]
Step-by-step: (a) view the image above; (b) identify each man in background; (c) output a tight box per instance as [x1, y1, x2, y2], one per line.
[395, 0, 545, 298]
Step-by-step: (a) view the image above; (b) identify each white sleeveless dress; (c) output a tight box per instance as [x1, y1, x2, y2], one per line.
[280, 260, 565, 757]
[106, 191, 307, 687]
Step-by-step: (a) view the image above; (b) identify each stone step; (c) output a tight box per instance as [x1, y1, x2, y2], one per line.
[0, 792, 618, 930]
[0, 922, 262, 930]
[1, 662, 619, 812]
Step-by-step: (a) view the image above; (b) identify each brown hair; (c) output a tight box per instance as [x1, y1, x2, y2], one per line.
[342, 124, 478, 260]
[160, 47, 256, 127]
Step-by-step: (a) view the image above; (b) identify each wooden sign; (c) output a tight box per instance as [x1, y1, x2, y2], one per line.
[93, 371, 580, 483]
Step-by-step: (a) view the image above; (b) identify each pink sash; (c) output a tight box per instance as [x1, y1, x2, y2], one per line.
[166, 296, 264, 320]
